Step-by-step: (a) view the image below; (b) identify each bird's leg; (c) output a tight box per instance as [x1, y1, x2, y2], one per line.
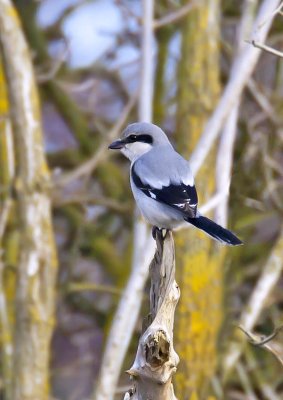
[161, 228, 168, 239]
[152, 226, 159, 240]
[152, 226, 169, 240]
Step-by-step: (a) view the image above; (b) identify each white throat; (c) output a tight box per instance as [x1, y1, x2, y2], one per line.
[121, 142, 152, 162]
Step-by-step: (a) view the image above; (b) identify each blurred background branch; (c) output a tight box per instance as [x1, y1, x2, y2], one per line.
[215, 0, 257, 227]
[94, 2, 155, 400]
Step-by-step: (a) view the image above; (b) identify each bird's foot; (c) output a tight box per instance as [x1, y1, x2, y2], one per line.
[152, 226, 169, 240]
[161, 228, 168, 239]
[152, 226, 159, 240]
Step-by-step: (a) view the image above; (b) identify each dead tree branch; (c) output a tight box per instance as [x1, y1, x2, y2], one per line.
[124, 231, 180, 400]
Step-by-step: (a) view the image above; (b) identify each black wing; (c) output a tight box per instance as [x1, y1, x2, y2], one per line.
[132, 163, 198, 218]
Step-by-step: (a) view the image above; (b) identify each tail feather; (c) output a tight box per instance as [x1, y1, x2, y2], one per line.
[185, 215, 243, 246]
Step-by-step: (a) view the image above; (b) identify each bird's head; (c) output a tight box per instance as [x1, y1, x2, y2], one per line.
[108, 122, 170, 161]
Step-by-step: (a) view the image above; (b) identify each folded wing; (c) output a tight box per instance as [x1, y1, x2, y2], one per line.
[132, 162, 198, 218]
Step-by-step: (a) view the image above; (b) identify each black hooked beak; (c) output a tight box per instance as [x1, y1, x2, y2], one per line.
[108, 139, 125, 150]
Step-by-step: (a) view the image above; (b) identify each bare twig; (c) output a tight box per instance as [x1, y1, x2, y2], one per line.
[238, 324, 283, 347]
[254, 0, 283, 31]
[37, 43, 69, 83]
[53, 192, 131, 213]
[248, 39, 283, 58]
[153, 1, 197, 29]
[247, 79, 280, 125]
[114, 0, 141, 24]
[116, 0, 197, 31]
[239, 326, 283, 367]
[189, 0, 281, 176]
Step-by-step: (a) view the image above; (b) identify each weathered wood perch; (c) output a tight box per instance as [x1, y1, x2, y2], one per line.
[124, 230, 180, 400]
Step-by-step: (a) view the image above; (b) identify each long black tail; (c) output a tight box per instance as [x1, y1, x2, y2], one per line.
[185, 215, 243, 246]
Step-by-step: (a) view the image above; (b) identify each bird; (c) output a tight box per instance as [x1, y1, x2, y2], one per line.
[108, 122, 242, 246]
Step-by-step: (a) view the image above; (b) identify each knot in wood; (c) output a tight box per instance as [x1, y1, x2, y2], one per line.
[145, 330, 170, 367]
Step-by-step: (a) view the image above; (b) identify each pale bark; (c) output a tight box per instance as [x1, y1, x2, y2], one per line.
[139, 0, 154, 123]
[124, 231, 180, 400]
[215, 107, 238, 227]
[0, 1, 58, 399]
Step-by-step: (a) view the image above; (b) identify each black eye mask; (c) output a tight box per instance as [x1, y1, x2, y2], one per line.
[126, 134, 153, 144]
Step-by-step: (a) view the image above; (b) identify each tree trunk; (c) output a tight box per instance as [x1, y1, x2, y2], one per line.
[0, 1, 58, 399]
[0, 56, 14, 400]
[174, 1, 224, 398]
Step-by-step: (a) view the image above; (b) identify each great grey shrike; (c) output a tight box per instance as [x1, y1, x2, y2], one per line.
[109, 122, 242, 245]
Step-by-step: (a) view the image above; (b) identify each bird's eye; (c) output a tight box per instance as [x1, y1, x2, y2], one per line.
[128, 134, 137, 142]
